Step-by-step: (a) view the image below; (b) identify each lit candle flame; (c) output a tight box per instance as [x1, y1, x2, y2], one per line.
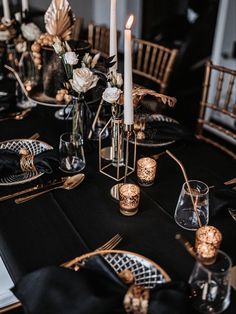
[125, 14, 134, 30]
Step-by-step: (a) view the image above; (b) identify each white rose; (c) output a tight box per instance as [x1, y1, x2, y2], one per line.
[102, 87, 122, 104]
[21, 23, 41, 41]
[64, 51, 78, 65]
[82, 53, 92, 68]
[70, 67, 99, 93]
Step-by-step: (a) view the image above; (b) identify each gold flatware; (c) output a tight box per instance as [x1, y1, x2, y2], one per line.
[224, 178, 236, 186]
[95, 233, 123, 252]
[29, 133, 40, 140]
[0, 177, 68, 202]
[62, 233, 123, 268]
[0, 108, 31, 122]
[15, 173, 85, 204]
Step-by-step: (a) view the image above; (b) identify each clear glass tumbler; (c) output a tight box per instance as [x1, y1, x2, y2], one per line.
[189, 250, 232, 314]
[174, 180, 209, 231]
[59, 132, 85, 173]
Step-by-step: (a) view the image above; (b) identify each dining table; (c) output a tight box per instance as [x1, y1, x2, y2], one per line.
[0, 78, 236, 314]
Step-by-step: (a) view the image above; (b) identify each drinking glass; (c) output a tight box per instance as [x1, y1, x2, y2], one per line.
[189, 250, 232, 314]
[174, 180, 209, 231]
[59, 132, 85, 173]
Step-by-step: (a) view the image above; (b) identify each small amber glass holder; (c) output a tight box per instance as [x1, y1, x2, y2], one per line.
[137, 157, 157, 187]
[119, 183, 140, 216]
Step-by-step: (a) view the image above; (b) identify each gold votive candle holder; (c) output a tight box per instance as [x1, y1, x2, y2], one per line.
[119, 184, 140, 216]
[195, 226, 222, 265]
[137, 157, 157, 187]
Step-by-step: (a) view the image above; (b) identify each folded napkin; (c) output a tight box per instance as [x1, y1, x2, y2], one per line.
[12, 255, 190, 314]
[139, 120, 195, 143]
[0, 149, 58, 176]
[210, 185, 236, 217]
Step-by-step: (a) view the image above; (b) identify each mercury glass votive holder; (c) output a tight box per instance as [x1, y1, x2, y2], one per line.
[137, 157, 157, 187]
[195, 226, 222, 265]
[119, 184, 140, 216]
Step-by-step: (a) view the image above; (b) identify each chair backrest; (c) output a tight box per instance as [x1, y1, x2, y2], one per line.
[71, 16, 84, 41]
[132, 38, 178, 94]
[196, 61, 236, 159]
[88, 23, 120, 58]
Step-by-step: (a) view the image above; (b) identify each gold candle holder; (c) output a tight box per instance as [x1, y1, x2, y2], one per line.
[195, 226, 222, 265]
[137, 157, 157, 187]
[119, 184, 140, 216]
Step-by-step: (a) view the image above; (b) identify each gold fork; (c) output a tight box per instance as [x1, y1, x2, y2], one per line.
[62, 233, 123, 269]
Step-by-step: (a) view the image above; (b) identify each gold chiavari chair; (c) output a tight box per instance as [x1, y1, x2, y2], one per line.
[88, 23, 120, 58]
[132, 38, 178, 94]
[71, 16, 84, 41]
[196, 61, 236, 159]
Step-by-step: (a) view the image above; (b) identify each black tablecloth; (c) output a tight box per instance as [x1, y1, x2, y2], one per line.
[0, 95, 236, 313]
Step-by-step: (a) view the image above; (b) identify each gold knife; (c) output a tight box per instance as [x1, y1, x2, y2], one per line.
[0, 177, 68, 202]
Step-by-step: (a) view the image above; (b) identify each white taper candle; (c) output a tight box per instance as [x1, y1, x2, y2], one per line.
[2, 0, 11, 21]
[109, 0, 117, 71]
[124, 15, 134, 125]
[22, 0, 29, 14]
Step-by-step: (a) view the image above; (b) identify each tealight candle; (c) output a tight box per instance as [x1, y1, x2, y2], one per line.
[137, 157, 157, 187]
[119, 183, 140, 216]
[195, 225, 222, 265]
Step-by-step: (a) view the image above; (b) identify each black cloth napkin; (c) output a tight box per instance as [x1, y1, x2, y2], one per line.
[143, 120, 195, 142]
[210, 185, 236, 217]
[0, 149, 58, 176]
[12, 255, 190, 314]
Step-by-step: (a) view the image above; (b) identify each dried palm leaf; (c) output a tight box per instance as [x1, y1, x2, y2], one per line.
[45, 0, 75, 40]
[131, 86, 177, 108]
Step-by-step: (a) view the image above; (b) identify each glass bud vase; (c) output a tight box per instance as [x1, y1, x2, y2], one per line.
[72, 95, 85, 143]
[111, 102, 124, 167]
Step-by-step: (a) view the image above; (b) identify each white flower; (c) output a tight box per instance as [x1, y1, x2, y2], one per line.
[91, 53, 100, 68]
[102, 87, 122, 104]
[70, 67, 99, 93]
[82, 53, 92, 68]
[53, 37, 64, 55]
[64, 51, 78, 65]
[108, 71, 123, 88]
[15, 41, 27, 53]
[21, 23, 41, 41]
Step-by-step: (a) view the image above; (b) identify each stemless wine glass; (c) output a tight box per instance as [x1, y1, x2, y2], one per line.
[174, 180, 209, 231]
[189, 250, 232, 314]
[59, 132, 85, 173]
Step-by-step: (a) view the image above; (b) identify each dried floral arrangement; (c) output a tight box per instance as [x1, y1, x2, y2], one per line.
[31, 0, 75, 69]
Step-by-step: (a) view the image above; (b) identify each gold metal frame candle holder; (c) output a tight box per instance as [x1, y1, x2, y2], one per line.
[195, 226, 222, 265]
[99, 104, 136, 200]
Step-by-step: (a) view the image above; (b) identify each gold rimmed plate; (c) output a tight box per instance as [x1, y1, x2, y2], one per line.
[0, 139, 53, 186]
[64, 249, 170, 289]
[130, 113, 179, 147]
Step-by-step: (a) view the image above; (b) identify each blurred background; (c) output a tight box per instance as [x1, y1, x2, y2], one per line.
[1, 0, 236, 130]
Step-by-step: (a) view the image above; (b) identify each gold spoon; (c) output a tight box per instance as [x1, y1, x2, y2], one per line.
[0, 108, 31, 122]
[15, 173, 85, 204]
